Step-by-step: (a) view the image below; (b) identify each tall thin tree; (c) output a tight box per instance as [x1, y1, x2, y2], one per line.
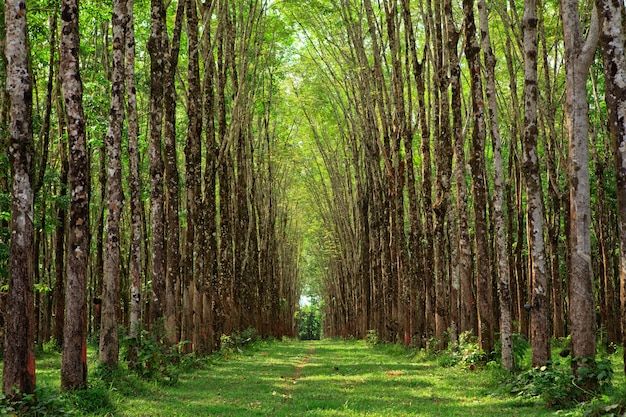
[147, 0, 167, 326]
[479, 0, 514, 369]
[100, 0, 127, 368]
[60, 0, 89, 390]
[463, 0, 495, 353]
[522, 0, 550, 366]
[3, 0, 36, 398]
[126, 0, 143, 364]
[560, 0, 599, 375]
[593, 0, 626, 375]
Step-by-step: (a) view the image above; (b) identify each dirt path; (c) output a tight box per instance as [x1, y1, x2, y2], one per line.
[279, 343, 314, 399]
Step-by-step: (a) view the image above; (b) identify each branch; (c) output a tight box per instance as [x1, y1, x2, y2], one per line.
[580, 6, 599, 71]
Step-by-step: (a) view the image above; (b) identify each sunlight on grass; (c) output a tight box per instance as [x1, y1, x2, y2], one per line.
[2, 339, 622, 416]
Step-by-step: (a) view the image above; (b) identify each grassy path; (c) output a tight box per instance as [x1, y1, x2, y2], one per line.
[103, 339, 559, 416]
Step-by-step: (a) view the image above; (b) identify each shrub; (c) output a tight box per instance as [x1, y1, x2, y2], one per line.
[0, 389, 73, 416]
[220, 328, 260, 358]
[124, 327, 191, 384]
[437, 331, 490, 369]
[365, 330, 379, 346]
[506, 356, 614, 408]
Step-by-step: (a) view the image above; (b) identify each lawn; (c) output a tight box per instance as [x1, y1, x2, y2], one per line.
[2, 338, 624, 416]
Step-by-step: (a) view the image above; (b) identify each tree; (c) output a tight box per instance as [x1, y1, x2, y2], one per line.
[593, 0, 626, 375]
[464, 0, 495, 353]
[479, 0, 514, 369]
[147, 0, 167, 327]
[126, 0, 143, 364]
[523, 0, 550, 367]
[184, 0, 202, 353]
[99, 0, 127, 369]
[2, 0, 36, 399]
[561, 0, 599, 375]
[163, 0, 185, 344]
[60, 0, 90, 390]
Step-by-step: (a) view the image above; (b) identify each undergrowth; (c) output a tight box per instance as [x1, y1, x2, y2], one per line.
[505, 356, 615, 408]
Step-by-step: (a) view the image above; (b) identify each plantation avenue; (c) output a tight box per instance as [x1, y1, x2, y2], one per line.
[2, 0, 626, 414]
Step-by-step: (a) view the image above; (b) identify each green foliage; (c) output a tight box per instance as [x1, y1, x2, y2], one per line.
[0, 389, 74, 416]
[581, 390, 626, 417]
[296, 297, 322, 341]
[493, 333, 531, 370]
[364, 329, 379, 346]
[437, 331, 491, 369]
[124, 328, 191, 385]
[505, 357, 614, 409]
[219, 328, 260, 359]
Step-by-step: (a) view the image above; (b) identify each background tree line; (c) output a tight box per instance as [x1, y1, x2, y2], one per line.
[1, 0, 626, 400]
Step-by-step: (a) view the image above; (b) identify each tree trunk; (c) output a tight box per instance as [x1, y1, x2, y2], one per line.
[99, 0, 127, 369]
[126, 0, 142, 365]
[430, 0, 452, 345]
[561, 0, 599, 374]
[184, 0, 202, 352]
[522, 0, 550, 367]
[463, 0, 495, 353]
[479, 0, 514, 369]
[147, 0, 167, 327]
[594, 0, 626, 375]
[53, 85, 68, 346]
[163, 0, 185, 345]
[3, 0, 36, 398]
[60, 0, 89, 390]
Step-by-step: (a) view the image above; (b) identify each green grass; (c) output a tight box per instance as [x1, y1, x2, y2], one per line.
[1, 339, 624, 416]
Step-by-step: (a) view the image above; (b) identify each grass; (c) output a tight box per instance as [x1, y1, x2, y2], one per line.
[1, 338, 624, 416]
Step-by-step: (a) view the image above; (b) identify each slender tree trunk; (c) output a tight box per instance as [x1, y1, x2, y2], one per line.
[401, 0, 424, 346]
[163, 0, 185, 344]
[3, 0, 36, 398]
[147, 0, 167, 326]
[201, 0, 218, 351]
[53, 86, 68, 346]
[464, 0, 495, 353]
[450, 19, 473, 338]
[417, 57, 434, 341]
[184, 0, 202, 352]
[479, 0, 513, 369]
[561, 0, 599, 375]
[126, 0, 142, 364]
[100, 0, 127, 368]
[522, 0, 550, 367]
[594, 0, 626, 375]
[60, 0, 89, 390]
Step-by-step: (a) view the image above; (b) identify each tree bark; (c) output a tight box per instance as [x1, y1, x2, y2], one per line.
[53, 82, 68, 346]
[3, 0, 36, 398]
[561, 0, 599, 374]
[479, 0, 514, 369]
[126, 0, 142, 364]
[593, 0, 626, 375]
[163, 0, 185, 345]
[522, 0, 550, 367]
[184, 0, 202, 352]
[464, 0, 495, 353]
[100, 0, 127, 369]
[60, 0, 89, 390]
[147, 0, 167, 327]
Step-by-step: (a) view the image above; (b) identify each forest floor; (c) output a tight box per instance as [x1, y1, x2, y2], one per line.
[3, 338, 625, 416]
